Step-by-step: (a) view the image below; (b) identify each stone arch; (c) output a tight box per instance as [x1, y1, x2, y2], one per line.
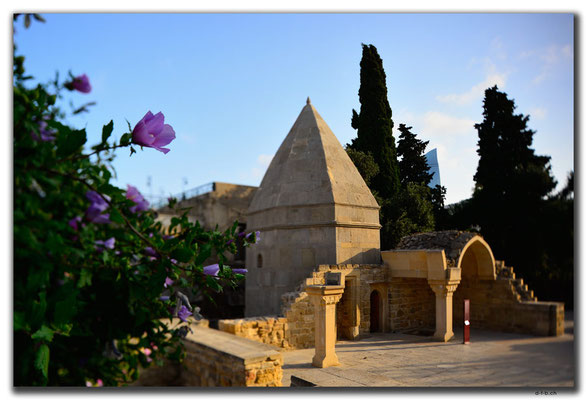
[456, 236, 496, 280]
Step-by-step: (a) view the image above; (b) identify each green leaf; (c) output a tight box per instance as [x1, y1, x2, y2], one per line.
[52, 323, 72, 336]
[109, 208, 124, 224]
[35, 344, 50, 380]
[205, 275, 223, 293]
[14, 311, 28, 331]
[31, 325, 54, 342]
[120, 133, 131, 146]
[102, 120, 114, 143]
[30, 292, 48, 327]
[57, 128, 87, 158]
[194, 243, 212, 265]
[78, 268, 92, 288]
[54, 290, 77, 324]
[170, 247, 193, 263]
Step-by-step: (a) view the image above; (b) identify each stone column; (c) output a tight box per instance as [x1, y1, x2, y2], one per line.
[306, 285, 344, 368]
[428, 280, 459, 342]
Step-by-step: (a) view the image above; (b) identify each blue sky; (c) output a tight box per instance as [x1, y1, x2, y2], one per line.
[13, 13, 574, 205]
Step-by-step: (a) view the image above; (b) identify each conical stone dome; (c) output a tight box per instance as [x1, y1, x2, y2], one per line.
[245, 99, 381, 317]
[249, 98, 379, 213]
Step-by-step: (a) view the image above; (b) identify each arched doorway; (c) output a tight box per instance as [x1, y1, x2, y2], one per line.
[370, 290, 381, 332]
[453, 236, 496, 329]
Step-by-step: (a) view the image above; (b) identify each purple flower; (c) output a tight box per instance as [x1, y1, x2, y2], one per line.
[177, 305, 192, 322]
[71, 74, 92, 93]
[232, 268, 247, 275]
[164, 277, 174, 288]
[68, 216, 82, 231]
[144, 247, 158, 258]
[203, 264, 220, 277]
[126, 185, 150, 213]
[159, 295, 170, 301]
[246, 231, 261, 243]
[95, 237, 115, 252]
[85, 191, 110, 224]
[131, 111, 175, 154]
[31, 118, 56, 142]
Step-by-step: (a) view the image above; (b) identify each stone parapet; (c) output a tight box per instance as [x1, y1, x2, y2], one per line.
[181, 326, 283, 386]
[133, 321, 282, 386]
[218, 316, 289, 349]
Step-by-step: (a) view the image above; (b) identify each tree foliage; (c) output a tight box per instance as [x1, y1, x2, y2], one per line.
[345, 147, 380, 188]
[347, 44, 441, 249]
[397, 124, 433, 186]
[13, 16, 257, 386]
[470, 85, 572, 307]
[472, 86, 556, 257]
[348, 43, 400, 200]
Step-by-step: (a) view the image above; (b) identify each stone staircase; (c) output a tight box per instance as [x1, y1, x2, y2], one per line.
[495, 260, 537, 302]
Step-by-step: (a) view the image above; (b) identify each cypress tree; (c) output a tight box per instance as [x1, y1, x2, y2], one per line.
[349, 44, 400, 200]
[473, 85, 557, 287]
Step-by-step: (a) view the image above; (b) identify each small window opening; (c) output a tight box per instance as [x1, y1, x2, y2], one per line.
[257, 254, 263, 268]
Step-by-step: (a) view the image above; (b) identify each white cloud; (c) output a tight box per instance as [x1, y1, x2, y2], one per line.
[250, 154, 274, 181]
[257, 154, 273, 167]
[491, 36, 507, 60]
[420, 111, 476, 137]
[529, 107, 547, 120]
[178, 133, 197, 144]
[531, 43, 573, 85]
[393, 110, 480, 204]
[436, 72, 507, 106]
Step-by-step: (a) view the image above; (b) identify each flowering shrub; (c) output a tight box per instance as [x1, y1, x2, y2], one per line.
[13, 15, 255, 386]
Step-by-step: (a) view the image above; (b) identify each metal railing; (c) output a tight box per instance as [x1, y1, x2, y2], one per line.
[150, 182, 216, 210]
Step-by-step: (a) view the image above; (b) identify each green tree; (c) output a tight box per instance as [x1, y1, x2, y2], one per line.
[348, 43, 400, 200]
[537, 171, 574, 308]
[348, 45, 441, 249]
[381, 182, 435, 249]
[472, 86, 557, 292]
[13, 16, 257, 386]
[396, 124, 433, 186]
[345, 146, 380, 188]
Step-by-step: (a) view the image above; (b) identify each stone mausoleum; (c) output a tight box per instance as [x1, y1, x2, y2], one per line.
[217, 99, 564, 350]
[245, 98, 380, 316]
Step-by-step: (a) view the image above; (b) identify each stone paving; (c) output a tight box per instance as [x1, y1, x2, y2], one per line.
[281, 313, 575, 388]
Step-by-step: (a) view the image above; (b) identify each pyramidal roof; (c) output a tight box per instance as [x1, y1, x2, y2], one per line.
[249, 98, 379, 213]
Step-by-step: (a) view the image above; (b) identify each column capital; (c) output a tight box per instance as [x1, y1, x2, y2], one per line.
[306, 285, 344, 306]
[428, 279, 460, 296]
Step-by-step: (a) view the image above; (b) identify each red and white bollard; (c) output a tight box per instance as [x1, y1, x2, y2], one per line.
[463, 299, 470, 344]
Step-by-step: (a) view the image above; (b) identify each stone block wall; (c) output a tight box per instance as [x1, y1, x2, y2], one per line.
[218, 316, 289, 349]
[136, 324, 283, 387]
[453, 273, 564, 336]
[387, 277, 436, 333]
[182, 326, 283, 387]
[222, 264, 371, 349]
[356, 264, 387, 333]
